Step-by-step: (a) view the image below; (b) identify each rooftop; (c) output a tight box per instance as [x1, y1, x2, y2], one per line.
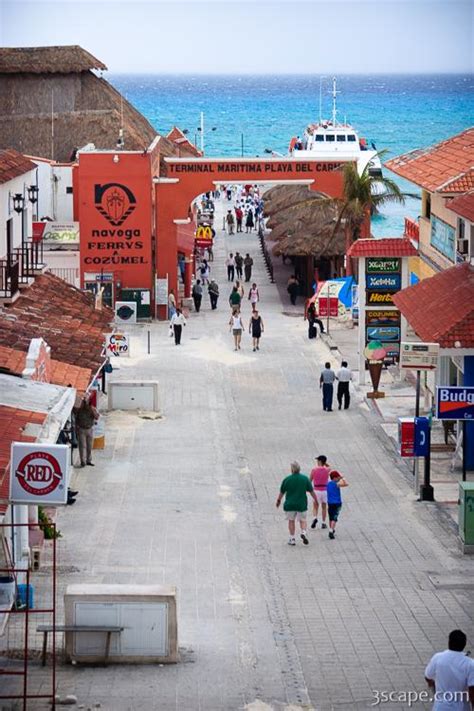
[0, 45, 107, 74]
[385, 128, 474, 193]
[347, 238, 418, 258]
[0, 272, 113, 372]
[446, 191, 474, 223]
[0, 148, 37, 185]
[393, 262, 474, 349]
[0, 345, 92, 394]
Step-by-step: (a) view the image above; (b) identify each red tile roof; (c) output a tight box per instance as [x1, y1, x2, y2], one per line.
[0, 272, 113, 372]
[393, 263, 474, 348]
[440, 169, 474, 194]
[385, 128, 474, 192]
[347, 238, 418, 258]
[447, 191, 474, 223]
[0, 148, 37, 185]
[166, 127, 202, 157]
[0, 345, 92, 394]
[0, 405, 48, 514]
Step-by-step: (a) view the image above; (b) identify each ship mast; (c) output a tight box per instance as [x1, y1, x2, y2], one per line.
[331, 77, 339, 126]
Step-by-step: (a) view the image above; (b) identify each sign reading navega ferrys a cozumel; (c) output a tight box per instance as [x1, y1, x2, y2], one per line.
[78, 153, 153, 290]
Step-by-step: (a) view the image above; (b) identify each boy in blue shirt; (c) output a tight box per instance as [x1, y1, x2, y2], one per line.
[327, 470, 349, 540]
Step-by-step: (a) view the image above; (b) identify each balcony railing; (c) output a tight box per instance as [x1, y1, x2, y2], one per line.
[14, 241, 45, 283]
[0, 258, 20, 299]
[404, 217, 420, 242]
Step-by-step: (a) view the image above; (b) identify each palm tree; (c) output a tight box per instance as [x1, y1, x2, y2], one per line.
[332, 158, 406, 275]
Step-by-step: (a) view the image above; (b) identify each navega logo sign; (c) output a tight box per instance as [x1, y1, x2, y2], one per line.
[95, 183, 137, 227]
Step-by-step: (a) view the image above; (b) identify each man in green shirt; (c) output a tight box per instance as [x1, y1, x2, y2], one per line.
[276, 462, 317, 546]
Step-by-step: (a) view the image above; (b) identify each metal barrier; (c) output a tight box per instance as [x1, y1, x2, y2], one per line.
[0, 258, 20, 299]
[258, 228, 274, 283]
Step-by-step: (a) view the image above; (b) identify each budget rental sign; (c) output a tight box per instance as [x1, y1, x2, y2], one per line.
[436, 387, 474, 420]
[10, 443, 69, 505]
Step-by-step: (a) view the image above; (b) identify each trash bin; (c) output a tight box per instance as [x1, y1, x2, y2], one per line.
[0, 575, 15, 609]
[17, 583, 34, 609]
[459, 482, 474, 554]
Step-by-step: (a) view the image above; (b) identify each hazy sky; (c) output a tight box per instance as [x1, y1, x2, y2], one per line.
[1, 0, 472, 74]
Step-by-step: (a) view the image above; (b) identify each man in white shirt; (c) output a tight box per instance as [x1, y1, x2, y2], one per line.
[425, 630, 474, 711]
[336, 360, 352, 410]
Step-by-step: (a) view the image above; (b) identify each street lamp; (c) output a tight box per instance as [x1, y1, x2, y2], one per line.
[196, 112, 217, 154]
[27, 185, 39, 205]
[12, 193, 25, 214]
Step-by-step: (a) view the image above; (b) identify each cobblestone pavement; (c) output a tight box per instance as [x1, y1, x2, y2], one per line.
[49, 197, 474, 711]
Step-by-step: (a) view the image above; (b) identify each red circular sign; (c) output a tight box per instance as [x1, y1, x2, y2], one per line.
[15, 451, 64, 496]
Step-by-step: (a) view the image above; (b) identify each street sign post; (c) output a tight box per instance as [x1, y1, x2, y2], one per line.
[400, 342, 440, 370]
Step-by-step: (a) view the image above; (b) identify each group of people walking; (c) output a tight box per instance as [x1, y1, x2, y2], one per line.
[224, 184, 264, 235]
[320, 361, 353, 411]
[226, 252, 254, 282]
[276, 456, 348, 545]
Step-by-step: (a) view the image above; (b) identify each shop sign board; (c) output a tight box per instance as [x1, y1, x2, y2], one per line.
[436, 386, 474, 420]
[400, 342, 439, 370]
[366, 310, 400, 326]
[366, 258, 400, 273]
[431, 216, 455, 261]
[366, 273, 401, 291]
[115, 301, 137, 324]
[318, 297, 339, 317]
[106, 333, 130, 357]
[398, 418, 415, 457]
[42, 221, 79, 243]
[10, 443, 69, 505]
[155, 277, 169, 306]
[195, 225, 214, 248]
[366, 326, 400, 342]
[366, 291, 396, 305]
[381, 342, 400, 361]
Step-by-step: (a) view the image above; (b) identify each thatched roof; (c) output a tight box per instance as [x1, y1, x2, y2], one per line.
[0, 46, 107, 74]
[272, 227, 345, 257]
[263, 185, 326, 216]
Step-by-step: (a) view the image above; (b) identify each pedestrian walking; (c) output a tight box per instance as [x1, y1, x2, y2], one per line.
[245, 209, 254, 233]
[226, 210, 235, 234]
[327, 470, 348, 539]
[192, 279, 203, 312]
[336, 361, 352, 410]
[425, 630, 474, 710]
[208, 279, 219, 309]
[235, 206, 243, 232]
[226, 253, 235, 282]
[306, 302, 324, 339]
[310, 455, 331, 529]
[229, 286, 241, 310]
[287, 275, 299, 306]
[229, 308, 244, 351]
[170, 308, 186, 345]
[249, 310, 264, 351]
[248, 283, 259, 311]
[244, 253, 253, 282]
[75, 394, 99, 468]
[178, 254, 186, 284]
[235, 280, 245, 300]
[276, 461, 318, 546]
[234, 252, 243, 279]
[168, 289, 177, 319]
[320, 362, 336, 411]
[199, 259, 210, 285]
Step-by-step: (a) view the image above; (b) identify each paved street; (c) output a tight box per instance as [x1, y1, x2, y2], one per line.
[51, 197, 474, 711]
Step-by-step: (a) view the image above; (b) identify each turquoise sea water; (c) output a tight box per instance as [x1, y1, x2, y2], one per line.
[110, 74, 474, 236]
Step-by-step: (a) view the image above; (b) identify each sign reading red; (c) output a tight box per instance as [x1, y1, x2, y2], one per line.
[10, 443, 69, 505]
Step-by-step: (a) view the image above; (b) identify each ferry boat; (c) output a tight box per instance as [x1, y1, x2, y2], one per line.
[288, 78, 385, 194]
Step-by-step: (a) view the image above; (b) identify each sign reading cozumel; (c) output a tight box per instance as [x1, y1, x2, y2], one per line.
[436, 387, 474, 420]
[10, 443, 69, 505]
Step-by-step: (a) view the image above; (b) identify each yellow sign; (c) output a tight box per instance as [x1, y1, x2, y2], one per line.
[195, 225, 213, 241]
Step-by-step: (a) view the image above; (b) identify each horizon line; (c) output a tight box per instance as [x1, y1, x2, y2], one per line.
[107, 70, 473, 76]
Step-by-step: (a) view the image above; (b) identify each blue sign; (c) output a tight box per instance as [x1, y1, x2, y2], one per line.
[366, 273, 401, 291]
[367, 326, 400, 342]
[431, 216, 455, 261]
[436, 386, 474, 420]
[414, 417, 430, 456]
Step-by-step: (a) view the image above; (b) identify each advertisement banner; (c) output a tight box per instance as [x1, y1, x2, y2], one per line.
[366, 310, 400, 326]
[436, 386, 474, 420]
[366, 258, 400, 273]
[366, 326, 400, 342]
[32, 222, 47, 243]
[10, 443, 69, 505]
[366, 291, 396, 305]
[431, 216, 455, 260]
[115, 301, 137, 324]
[42, 221, 79, 243]
[195, 225, 214, 248]
[366, 273, 401, 291]
[106, 332, 130, 357]
[318, 297, 339, 317]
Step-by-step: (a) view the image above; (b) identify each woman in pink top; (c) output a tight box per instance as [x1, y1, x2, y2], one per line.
[310, 455, 330, 529]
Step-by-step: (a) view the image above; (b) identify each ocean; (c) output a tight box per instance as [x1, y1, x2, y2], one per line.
[110, 74, 474, 236]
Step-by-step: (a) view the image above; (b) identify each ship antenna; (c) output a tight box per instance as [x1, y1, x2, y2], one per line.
[319, 76, 325, 123]
[332, 77, 339, 126]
